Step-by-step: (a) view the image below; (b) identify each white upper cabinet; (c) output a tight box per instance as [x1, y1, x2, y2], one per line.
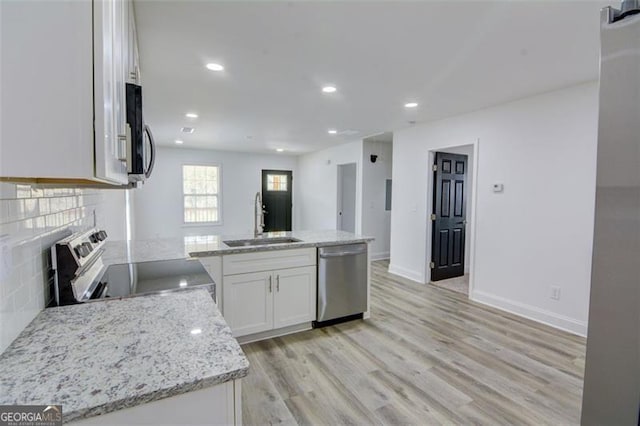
[127, 1, 142, 84]
[0, 0, 139, 186]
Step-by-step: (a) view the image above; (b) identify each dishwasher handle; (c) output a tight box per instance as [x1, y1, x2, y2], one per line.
[319, 246, 367, 258]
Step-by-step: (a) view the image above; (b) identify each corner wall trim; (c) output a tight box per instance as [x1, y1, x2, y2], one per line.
[470, 290, 587, 337]
[387, 263, 424, 283]
[370, 251, 390, 261]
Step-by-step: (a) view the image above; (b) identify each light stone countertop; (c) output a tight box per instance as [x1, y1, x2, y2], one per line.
[0, 289, 249, 424]
[102, 230, 374, 265]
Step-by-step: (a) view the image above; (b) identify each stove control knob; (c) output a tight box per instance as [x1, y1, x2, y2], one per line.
[97, 231, 108, 241]
[82, 242, 93, 253]
[74, 244, 89, 258]
[89, 233, 100, 243]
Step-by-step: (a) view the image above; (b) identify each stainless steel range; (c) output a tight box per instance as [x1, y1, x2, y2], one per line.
[51, 229, 214, 306]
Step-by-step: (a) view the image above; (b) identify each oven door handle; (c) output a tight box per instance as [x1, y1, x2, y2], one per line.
[90, 282, 108, 300]
[99, 283, 109, 298]
[144, 124, 156, 179]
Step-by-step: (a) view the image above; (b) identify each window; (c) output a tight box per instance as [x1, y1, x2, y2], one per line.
[266, 174, 288, 191]
[183, 165, 220, 223]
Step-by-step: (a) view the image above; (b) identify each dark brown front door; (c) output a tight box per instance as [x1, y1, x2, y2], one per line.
[431, 152, 467, 281]
[262, 170, 293, 232]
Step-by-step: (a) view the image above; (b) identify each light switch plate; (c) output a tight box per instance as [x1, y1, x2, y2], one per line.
[492, 183, 504, 193]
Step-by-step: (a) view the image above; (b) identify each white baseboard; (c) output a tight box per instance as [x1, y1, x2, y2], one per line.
[370, 251, 390, 261]
[387, 263, 424, 283]
[470, 290, 587, 337]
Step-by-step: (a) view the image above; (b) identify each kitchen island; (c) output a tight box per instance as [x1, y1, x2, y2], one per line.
[0, 289, 248, 424]
[103, 230, 374, 343]
[102, 230, 373, 263]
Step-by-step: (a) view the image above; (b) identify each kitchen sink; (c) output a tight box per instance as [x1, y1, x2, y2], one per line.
[223, 237, 302, 247]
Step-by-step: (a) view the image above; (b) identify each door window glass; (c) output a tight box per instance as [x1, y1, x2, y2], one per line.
[267, 174, 288, 191]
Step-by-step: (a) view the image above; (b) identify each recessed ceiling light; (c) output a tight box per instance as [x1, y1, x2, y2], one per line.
[175, 140, 184, 145]
[328, 129, 337, 134]
[181, 127, 195, 133]
[190, 328, 202, 335]
[404, 102, 419, 108]
[276, 148, 284, 152]
[322, 85, 337, 93]
[185, 113, 198, 119]
[206, 63, 224, 71]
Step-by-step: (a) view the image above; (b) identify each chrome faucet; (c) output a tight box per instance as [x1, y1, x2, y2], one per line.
[254, 192, 264, 237]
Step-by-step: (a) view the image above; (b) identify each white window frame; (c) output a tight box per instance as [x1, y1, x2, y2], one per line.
[181, 163, 223, 226]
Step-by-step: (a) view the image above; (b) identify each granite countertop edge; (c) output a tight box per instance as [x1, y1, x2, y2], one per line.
[0, 290, 250, 425]
[188, 237, 375, 257]
[102, 231, 374, 265]
[65, 362, 249, 423]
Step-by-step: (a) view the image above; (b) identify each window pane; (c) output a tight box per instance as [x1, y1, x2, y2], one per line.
[184, 166, 195, 181]
[267, 174, 288, 191]
[206, 167, 217, 181]
[183, 165, 220, 223]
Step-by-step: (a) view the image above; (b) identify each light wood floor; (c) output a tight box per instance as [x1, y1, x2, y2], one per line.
[241, 260, 586, 425]
[430, 274, 470, 296]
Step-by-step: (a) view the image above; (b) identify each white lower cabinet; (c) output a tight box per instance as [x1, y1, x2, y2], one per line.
[198, 248, 317, 340]
[224, 271, 274, 336]
[273, 266, 317, 329]
[223, 265, 317, 338]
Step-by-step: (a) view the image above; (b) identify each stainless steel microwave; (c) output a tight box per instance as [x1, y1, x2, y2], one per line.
[126, 83, 156, 181]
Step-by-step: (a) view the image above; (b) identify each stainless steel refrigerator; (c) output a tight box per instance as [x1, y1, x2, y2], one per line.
[581, 1, 640, 424]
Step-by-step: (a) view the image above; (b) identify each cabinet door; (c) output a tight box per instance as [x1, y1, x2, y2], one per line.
[273, 266, 317, 329]
[127, 0, 140, 83]
[0, 1, 94, 180]
[113, 0, 130, 160]
[94, 0, 128, 184]
[223, 272, 273, 337]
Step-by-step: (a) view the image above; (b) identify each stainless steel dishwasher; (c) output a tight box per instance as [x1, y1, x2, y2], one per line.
[315, 243, 368, 326]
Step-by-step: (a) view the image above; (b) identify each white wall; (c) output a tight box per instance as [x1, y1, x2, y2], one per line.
[98, 190, 129, 241]
[390, 82, 598, 335]
[296, 141, 363, 233]
[133, 147, 297, 239]
[362, 140, 393, 259]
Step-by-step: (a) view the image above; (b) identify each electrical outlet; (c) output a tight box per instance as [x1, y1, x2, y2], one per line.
[550, 286, 561, 300]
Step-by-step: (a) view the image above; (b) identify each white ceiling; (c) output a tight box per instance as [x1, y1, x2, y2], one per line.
[134, 0, 610, 154]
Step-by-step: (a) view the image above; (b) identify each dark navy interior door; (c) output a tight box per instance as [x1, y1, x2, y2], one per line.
[262, 170, 293, 232]
[431, 152, 467, 281]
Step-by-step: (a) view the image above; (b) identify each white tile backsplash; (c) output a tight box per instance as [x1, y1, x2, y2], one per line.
[0, 183, 107, 352]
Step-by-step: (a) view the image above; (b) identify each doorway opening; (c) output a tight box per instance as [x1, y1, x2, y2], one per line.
[427, 144, 477, 297]
[337, 163, 357, 233]
[261, 169, 293, 232]
[362, 132, 393, 260]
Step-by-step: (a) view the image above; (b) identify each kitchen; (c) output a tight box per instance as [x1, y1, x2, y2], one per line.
[1, 0, 639, 425]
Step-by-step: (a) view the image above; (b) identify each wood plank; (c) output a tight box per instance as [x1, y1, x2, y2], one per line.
[241, 260, 586, 425]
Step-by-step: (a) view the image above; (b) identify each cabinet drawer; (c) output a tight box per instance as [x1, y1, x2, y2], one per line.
[223, 248, 316, 276]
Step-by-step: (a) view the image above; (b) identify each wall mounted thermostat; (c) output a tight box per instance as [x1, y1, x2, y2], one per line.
[492, 183, 504, 193]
